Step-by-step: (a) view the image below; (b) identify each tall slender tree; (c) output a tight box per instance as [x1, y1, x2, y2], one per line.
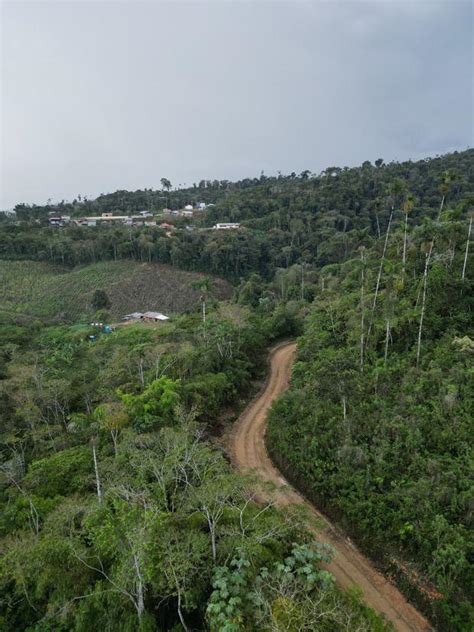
[416, 175, 457, 367]
[402, 193, 415, 274]
[461, 214, 472, 282]
[91, 437, 102, 503]
[416, 245, 433, 368]
[192, 277, 213, 323]
[437, 170, 457, 220]
[160, 178, 172, 192]
[366, 179, 405, 346]
[359, 246, 366, 371]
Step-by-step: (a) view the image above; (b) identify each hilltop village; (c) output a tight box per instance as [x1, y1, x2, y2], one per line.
[47, 202, 241, 232]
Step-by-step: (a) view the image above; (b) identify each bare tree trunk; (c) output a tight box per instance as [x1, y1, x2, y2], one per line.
[138, 359, 145, 387]
[360, 248, 365, 371]
[384, 319, 391, 365]
[209, 521, 217, 562]
[202, 300, 206, 323]
[375, 212, 381, 239]
[301, 263, 305, 301]
[402, 212, 408, 274]
[461, 216, 472, 281]
[438, 194, 445, 220]
[324, 306, 337, 336]
[175, 578, 189, 632]
[341, 395, 351, 442]
[84, 391, 93, 414]
[366, 209, 393, 346]
[133, 554, 145, 621]
[3, 471, 40, 535]
[414, 282, 422, 309]
[416, 250, 432, 368]
[165, 552, 190, 632]
[447, 241, 455, 268]
[92, 441, 102, 503]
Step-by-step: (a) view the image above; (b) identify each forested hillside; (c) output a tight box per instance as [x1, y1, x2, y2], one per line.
[1, 149, 472, 630]
[266, 166, 474, 629]
[2, 151, 472, 282]
[0, 302, 389, 631]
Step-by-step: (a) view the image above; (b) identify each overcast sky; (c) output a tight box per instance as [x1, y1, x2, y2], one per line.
[1, 0, 472, 209]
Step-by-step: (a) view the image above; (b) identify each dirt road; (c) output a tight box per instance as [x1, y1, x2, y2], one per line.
[231, 342, 432, 632]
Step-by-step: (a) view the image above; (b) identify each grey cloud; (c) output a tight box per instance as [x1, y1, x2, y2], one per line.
[1, 0, 472, 208]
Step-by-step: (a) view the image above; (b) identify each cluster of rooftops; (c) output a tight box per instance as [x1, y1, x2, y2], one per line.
[48, 211, 241, 231]
[49, 204, 210, 227]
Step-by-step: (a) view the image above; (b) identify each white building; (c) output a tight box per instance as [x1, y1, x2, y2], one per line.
[213, 222, 240, 230]
[84, 214, 129, 224]
[48, 215, 71, 226]
[143, 311, 169, 321]
[123, 311, 169, 322]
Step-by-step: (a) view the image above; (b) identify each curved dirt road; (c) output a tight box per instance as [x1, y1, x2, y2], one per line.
[231, 342, 431, 632]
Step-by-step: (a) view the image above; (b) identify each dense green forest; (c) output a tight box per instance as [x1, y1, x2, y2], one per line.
[1, 149, 473, 630]
[0, 303, 388, 631]
[265, 157, 473, 629]
[1, 151, 472, 282]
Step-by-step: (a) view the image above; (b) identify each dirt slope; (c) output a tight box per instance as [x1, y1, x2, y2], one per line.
[231, 342, 432, 632]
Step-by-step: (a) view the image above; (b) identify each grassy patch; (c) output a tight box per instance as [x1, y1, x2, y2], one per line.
[0, 260, 232, 323]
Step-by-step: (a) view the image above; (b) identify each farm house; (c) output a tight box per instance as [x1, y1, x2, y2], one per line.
[142, 311, 169, 322]
[123, 311, 169, 322]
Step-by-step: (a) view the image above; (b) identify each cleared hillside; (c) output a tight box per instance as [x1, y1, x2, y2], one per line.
[0, 260, 232, 322]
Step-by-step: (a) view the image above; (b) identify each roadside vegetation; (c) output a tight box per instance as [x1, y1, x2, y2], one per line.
[266, 181, 473, 630]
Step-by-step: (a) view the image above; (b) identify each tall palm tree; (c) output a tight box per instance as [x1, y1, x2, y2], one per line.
[462, 214, 472, 282]
[160, 178, 172, 192]
[366, 179, 405, 347]
[402, 192, 415, 274]
[192, 277, 213, 323]
[416, 172, 458, 367]
[437, 170, 457, 220]
[359, 246, 366, 371]
[160, 178, 172, 208]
